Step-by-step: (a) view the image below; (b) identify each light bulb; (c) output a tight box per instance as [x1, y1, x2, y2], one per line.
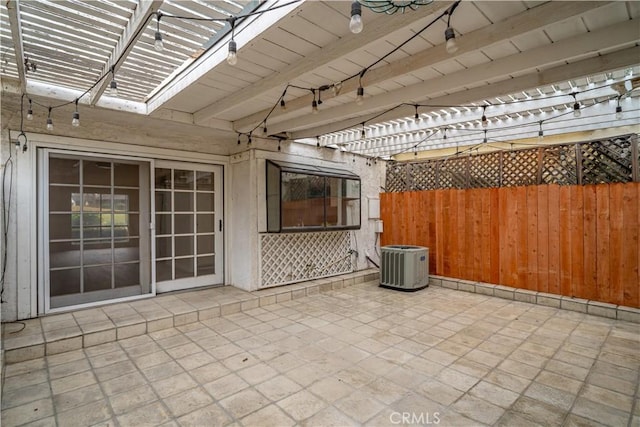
[445, 27, 458, 54]
[46, 117, 53, 131]
[154, 31, 164, 51]
[414, 113, 420, 124]
[227, 40, 237, 65]
[311, 100, 318, 114]
[280, 99, 286, 111]
[109, 79, 118, 97]
[481, 115, 488, 128]
[72, 111, 80, 127]
[356, 86, 364, 105]
[26, 109, 33, 121]
[573, 102, 581, 118]
[350, 1, 363, 34]
[538, 130, 543, 141]
[616, 106, 623, 120]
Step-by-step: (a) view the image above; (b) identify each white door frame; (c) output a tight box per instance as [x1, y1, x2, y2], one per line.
[154, 160, 224, 293]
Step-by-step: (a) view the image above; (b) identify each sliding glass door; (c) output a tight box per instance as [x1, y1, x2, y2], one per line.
[154, 162, 224, 293]
[42, 151, 151, 310]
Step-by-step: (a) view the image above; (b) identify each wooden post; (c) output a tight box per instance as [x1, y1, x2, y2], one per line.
[576, 143, 583, 185]
[632, 136, 639, 182]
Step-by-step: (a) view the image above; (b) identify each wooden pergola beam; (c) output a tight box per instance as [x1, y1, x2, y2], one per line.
[6, 0, 26, 93]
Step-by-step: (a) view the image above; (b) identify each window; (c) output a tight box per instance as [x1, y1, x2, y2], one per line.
[267, 161, 361, 232]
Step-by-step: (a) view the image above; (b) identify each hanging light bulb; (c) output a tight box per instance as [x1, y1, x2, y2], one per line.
[311, 99, 319, 114]
[616, 105, 623, 120]
[481, 106, 488, 128]
[109, 79, 118, 97]
[227, 40, 238, 65]
[237, 134, 241, 145]
[46, 107, 53, 131]
[154, 31, 163, 52]
[332, 82, 342, 96]
[538, 122, 544, 141]
[280, 99, 286, 111]
[414, 105, 420, 124]
[277, 141, 281, 151]
[262, 122, 268, 136]
[72, 100, 80, 127]
[573, 101, 581, 118]
[356, 86, 364, 105]
[361, 124, 366, 139]
[26, 99, 33, 121]
[483, 130, 487, 144]
[444, 27, 458, 54]
[349, 1, 363, 34]
[154, 12, 163, 52]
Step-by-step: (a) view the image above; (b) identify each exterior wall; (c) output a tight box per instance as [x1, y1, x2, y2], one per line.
[0, 122, 383, 320]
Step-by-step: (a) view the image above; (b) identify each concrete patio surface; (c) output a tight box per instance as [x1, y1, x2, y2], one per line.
[1, 279, 639, 426]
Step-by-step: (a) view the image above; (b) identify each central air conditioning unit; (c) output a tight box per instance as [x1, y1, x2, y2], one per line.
[380, 245, 429, 291]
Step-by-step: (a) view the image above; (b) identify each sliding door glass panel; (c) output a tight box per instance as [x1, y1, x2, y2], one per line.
[154, 164, 222, 291]
[46, 154, 150, 309]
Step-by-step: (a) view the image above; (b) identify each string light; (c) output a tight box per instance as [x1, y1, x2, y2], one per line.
[72, 100, 80, 127]
[361, 123, 366, 139]
[444, 2, 460, 54]
[311, 89, 318, 114]
[414, 105, 420, 124]
[262, 121, 268, 136]
[481, 105, 488, 128]
[356, 86, 364, 105]
[46, 107, 53, 131]
[332, 82, 342, 96]
[109, 66, 118, 97]
[483, 129, 487, 143]
[350, 1, 363, 34]
[227, 18, 238, 65]
[154, 12, 163, 52]
[26, 98, 33, 121]
[572, 93, 581, 118]
[538, 121, 543, 141]
[615, 96, 623, 120]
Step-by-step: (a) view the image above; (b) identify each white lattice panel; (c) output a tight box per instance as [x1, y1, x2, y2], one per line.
[260, 231, 352, 288]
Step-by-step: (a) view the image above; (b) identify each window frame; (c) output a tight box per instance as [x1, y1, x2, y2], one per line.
[266, 160, 361, 233]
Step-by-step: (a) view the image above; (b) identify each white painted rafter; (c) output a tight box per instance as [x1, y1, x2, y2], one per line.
[90, 0, 164, 105]
[192, 1, 446, 124]
[233, 1, 613, 133]
[276, 21, 640, 138]
[6, 0, 26, 92]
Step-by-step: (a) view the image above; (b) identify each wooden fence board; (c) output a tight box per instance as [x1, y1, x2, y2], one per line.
[547, 185, 561, 295]
[609, 184, 624, 305]
[516, 187, 529, 289]
[570, 186, 584, 299]
[489, 188, 500, 284]
[527, 186, 538, 291]
[559, 186, 572, 297]
[379, 183, 639, 307]
[622, 184, 639, 307]
[595, 185, 611, 302]
[582, 185, 598, 300]
[537, 185, 549, 293]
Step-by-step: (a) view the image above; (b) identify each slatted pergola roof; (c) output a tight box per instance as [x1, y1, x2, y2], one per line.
[1, 1, 639, 155]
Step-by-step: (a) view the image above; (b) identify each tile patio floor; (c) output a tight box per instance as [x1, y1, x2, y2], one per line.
[1, 280, 639, 426]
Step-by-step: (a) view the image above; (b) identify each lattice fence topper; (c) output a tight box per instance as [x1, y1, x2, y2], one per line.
[386, 134, 639, 192]
[260, 231, 352, 288]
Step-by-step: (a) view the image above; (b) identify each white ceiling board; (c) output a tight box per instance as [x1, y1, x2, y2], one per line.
[282, 14, 340, 48]
[248, 39, 303, 64]
[448, 3, 491, 35]
[454, 51, 491, 69]
[581, 2, 631, 31]
[263, 27, 320, 58]
[430, 60, 467, 76]
[393, 73, 425, 87]
[544, 17, 588, 43]
[162, 82, 228, 111]
[236, 49, 289, 72]
[472, 1, 528, 24]
[510, 30, 551, 52]
[628, 1, 640, 19]
[480, 40, 521, 60]
[294, 2, 347, 37]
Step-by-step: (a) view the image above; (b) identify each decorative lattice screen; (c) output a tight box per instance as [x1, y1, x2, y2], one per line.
[260, 231, 352, 288]
[386, 134, 639, 192]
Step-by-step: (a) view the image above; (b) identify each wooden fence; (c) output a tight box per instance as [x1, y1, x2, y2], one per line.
[380, 183, 639, 308]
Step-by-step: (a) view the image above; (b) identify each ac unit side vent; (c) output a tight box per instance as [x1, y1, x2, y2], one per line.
[380, 245, 429, 291]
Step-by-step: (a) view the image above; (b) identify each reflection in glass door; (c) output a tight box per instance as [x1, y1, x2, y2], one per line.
[44, 153, 151, 310]
[155, 163, 223, 292]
